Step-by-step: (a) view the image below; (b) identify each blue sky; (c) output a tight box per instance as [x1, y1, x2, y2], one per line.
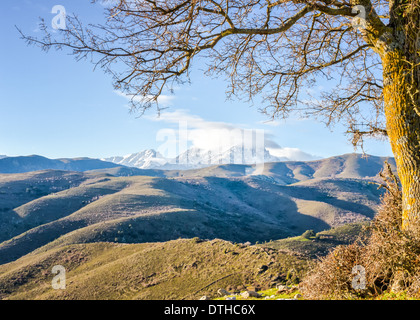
[0, 0, 393, 160]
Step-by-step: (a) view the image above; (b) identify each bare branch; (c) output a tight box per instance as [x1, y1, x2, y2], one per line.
[18, 0, 391, 137]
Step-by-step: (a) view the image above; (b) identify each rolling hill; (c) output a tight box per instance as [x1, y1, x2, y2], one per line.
[0, 153, 392, 266]
[0, 238, 311, 300]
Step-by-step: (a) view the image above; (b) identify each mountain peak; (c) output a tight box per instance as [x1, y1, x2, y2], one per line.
[103, 149, 167, 169]
[104, 145, 286, 170]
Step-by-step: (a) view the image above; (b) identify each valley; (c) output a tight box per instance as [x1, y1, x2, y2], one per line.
[0, 153, 395, 299]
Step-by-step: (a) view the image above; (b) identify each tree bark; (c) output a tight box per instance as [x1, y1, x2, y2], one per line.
[382, 2, 420, 232]
[383, 51, 420, 231]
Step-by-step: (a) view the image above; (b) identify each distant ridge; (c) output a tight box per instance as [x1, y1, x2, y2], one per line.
[0, 155, 121, 174]
[0, 153, 396, 177]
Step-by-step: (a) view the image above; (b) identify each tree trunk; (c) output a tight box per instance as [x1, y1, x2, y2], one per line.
[383, 51, 420, 232]
[382, 2, 420, 232]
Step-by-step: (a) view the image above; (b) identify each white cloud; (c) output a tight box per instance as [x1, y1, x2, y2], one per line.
[267, 147, 318, 161]
[148, 109, 246, 152]
[147, 109, 316, 161]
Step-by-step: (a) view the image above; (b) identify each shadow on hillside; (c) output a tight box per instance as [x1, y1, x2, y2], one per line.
[0, 187, 330, 265]
[0, 209, 23, 242]
[157, 176, 332, 235]
[1, 175, 378, 265]
[276, 184, 378, 219]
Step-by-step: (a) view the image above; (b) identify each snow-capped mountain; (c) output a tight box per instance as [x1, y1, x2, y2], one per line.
[174, 147, 216, 167]
[103, 146, 287, 170]
[215, 145, 286, 164]
[102, 149, 168, 169]
[173, 145, 287, 167]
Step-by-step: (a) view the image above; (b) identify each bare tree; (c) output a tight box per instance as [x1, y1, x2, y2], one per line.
[19, 0, 420, 232]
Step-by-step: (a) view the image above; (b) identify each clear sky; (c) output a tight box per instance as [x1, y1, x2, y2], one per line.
[0, 0, 393, 160]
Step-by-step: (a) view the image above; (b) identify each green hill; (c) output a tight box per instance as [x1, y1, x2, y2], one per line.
[0, 153, 394, 300]
[0, 170, 383, 264]
[0, 238, 311, 300]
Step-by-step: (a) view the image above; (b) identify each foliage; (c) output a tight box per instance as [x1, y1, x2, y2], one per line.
[301, 230, 316, 240]
[18, 0, 392, 145]
[300, 162, 420, 299]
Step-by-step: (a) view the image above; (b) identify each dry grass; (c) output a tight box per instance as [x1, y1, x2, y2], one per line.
[0, 238, 311, 300]
[301, 162, 420, 299]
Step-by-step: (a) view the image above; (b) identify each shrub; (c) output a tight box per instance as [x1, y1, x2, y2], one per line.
[301, 243, 366, 299]
[300, 162, 420, 299]
[301, 230, 316, 239]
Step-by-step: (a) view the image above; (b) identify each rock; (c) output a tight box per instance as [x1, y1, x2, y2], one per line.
[248, 290, 261, 298]
[276, 284, 290, 292]
[241, 291, 250, 299]
[217, 288, 231, 296]
[276, 284, 297, 294]
[199, 295, 211, 300]
[247, 285, 261, 292]
[294, 293, 302, 299]
[225, 296, 236, 300]
[241, 290, 261, 299]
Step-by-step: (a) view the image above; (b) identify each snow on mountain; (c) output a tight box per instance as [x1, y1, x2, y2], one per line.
[215, 145, 287, 164]
[102, 149, 168, 169]
[173, 147, 214, 167]
[103, 146, 287, 170]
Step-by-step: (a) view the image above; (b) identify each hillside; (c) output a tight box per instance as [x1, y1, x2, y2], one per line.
[0, 156, 385, 264]
[0, 239, 311, 300]
[260, 222, 369, 258]
[0, 222, 376, 300]
[164, 153, 396, 181]
[0, 153, 396, 299]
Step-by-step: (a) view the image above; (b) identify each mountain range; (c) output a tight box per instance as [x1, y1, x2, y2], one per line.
[0, 151, 399, 299]
[0, 152, 395, 265]
[0, 146, 291, 174]
[102, 146, 289, 170]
